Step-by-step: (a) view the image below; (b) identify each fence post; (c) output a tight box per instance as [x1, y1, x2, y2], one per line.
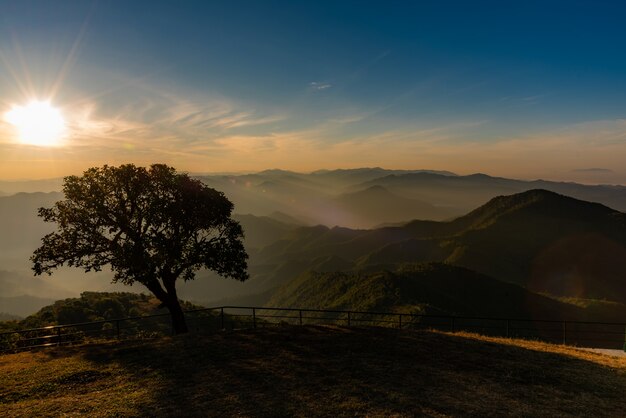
[562, 321, 567, 345]
[116, 320, 121, 339]
[253, 308, 257, 329]
[451, 317, 455, 332]
[347, 312, 351, 327]
[506, 319, 510, 338]
[399, 314, 402, 329]
[221, 308, 225, 330]
[299, 310, 303, 326]
[57, 327, 61, 346]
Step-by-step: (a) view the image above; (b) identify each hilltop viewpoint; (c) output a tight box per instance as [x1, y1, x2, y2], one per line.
[2, 325, 626, 417]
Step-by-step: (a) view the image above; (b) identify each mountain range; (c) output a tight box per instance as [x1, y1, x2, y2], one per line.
[6, 168, 626, 229]
[233, 189, 626, 307]
[2, 168, 626, 320]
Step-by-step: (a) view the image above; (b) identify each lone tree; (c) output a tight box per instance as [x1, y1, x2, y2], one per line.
[31, 164, 248, 334]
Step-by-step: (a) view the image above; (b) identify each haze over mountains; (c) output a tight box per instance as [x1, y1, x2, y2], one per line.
[196, 168, 626, 228]
[2, 168, 626, 320]
[0, 179, 63, 195]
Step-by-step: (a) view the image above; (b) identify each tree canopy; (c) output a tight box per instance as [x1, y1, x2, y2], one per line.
[31, 164, 248, 333]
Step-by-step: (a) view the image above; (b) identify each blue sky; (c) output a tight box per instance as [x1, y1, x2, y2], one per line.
[1, 1, 626, 182]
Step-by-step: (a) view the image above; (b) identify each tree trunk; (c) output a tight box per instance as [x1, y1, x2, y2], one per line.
[166, 297, 189, 334]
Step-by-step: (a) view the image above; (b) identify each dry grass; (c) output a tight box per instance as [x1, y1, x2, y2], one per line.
[1, 325, 625, 417]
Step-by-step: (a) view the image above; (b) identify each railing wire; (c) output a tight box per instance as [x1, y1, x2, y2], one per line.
[1, 305, 625, 353]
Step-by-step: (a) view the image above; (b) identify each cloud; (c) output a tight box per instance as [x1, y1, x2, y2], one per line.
[3, 63, 626, 186]
[521, 94, 548, 104]
[309, 81, 332, 91]
[49, 84, 287, 152]
[0, 78, 295, 179]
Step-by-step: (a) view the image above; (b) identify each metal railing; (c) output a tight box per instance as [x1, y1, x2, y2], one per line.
[1, 306, 625, 353]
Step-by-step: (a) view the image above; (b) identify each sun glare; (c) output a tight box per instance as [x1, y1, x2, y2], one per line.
[4, 101, 65, 147]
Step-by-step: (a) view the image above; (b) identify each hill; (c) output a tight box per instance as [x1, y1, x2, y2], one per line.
[180, 189, 626, 311]
[443, 190, 626, 299]
[268, 262, 626, 321]
[1, 292, 201, 331]
[1, 326, 625, 417]
[254, 190, 626, 306]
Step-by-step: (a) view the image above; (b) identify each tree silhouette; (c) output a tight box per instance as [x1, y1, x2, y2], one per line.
[31, 164, 248, 334]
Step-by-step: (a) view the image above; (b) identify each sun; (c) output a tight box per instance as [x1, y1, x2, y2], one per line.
[4, 101, 66, 147]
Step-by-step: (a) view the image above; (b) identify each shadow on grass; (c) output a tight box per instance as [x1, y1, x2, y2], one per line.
[50, 325, 626, 417]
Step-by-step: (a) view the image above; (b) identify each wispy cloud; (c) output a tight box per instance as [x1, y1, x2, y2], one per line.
[3, 65, 626, 185]
[309, 81, 332, 91]
[55, 84, 287, 150]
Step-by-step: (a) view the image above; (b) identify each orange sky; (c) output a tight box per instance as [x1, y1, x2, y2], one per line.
[2, 113, 626, 184]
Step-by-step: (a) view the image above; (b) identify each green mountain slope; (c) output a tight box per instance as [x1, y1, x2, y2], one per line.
[152, 189, 626, 313]
[260, 190, 626, 306]
[445, 190, 626, 300]
[352, 190, 626, 303]
[268, 263, 622, 320]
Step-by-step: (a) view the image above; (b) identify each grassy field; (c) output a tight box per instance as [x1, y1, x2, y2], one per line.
[1, 325, 625, 417]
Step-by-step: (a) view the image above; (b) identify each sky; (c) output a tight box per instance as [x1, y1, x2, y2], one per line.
[1, 0, 626, 183]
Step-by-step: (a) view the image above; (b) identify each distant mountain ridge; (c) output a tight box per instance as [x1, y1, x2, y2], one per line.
[196, 168, 626, 228]
[354, 172, 626, 214]
[0, 178, 64, 194]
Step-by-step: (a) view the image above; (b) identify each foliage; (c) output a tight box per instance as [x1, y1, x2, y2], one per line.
[1, 292, 196, 331]
[268, 262, 626, 322]
[31, 164, 248, 333]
